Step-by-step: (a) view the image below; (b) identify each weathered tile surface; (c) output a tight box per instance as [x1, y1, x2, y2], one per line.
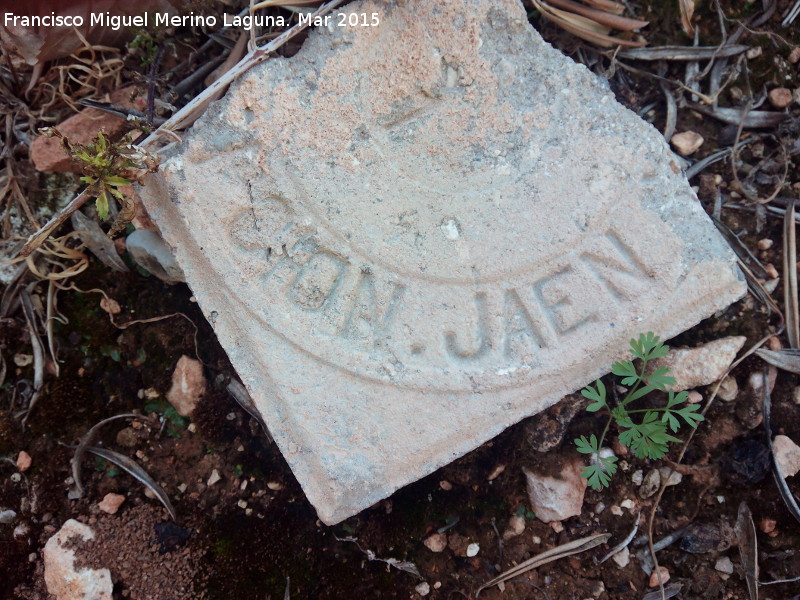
[137, 0, 746, 523]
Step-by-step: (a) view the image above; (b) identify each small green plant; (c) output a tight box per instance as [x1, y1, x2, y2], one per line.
[575, 332, 704, 491]
[129, 32, 159, 67]
[40, 128, 157, 239]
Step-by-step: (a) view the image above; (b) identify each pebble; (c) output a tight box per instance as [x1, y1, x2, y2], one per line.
[44, 520, 113, 600]
[99, 297, 121, 315]
[759, 517, 776, 534]
[612, 546, 630, 568]
[768, 87, 793, 108]
[793, 386, 800, 405]
[715, 556, 734, 575]
[16, 451, 32, 472]
[746, 46, 762, 59]
[639, 469, 661, 499]
[648, 566, 670, 587]
[439, 480, 453, 491]
[659, 467, 682, 487]
[115, 427, 139, 448]
[523, 458, 587, 523]
[757, 238, 774, 250]
[466, 543, 480, 557]
[590, 581, 605, 598]
[648, 336, 746, 392]
[773, 435, 800, 477]
[487, 464, 505, 481]
[415, 582, 431, 596]
[126, 229, 186, 284]
[620, 498, 635, 510]
[0, 510, 17, 524]
[687, 390, 703, 404]
[207, 469, 222, 486]
[790, 46, 800, 63]
[502, 514, 526, 540]
[715, 376, 738, 402]
[610, 505, 623, 516]
[598, 447, 616, 461]
[611, 437, 628, 456]
[166, 355, 206, 417]
[671, 131, 704, 156]
[14, 522, 30, 538]
[631, 469, 643, 486]
[98, 493, 125, 515]
[423, 532, 447, 553]
[14, 353, 33, 367]
[765, 263, 779, 279]
[594, 502, 606, 515]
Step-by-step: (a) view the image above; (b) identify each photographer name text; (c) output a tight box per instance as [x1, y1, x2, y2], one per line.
[4, 11, 380, 31]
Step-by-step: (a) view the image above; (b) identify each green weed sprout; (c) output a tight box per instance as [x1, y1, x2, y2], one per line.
[575, 332, 704, 491]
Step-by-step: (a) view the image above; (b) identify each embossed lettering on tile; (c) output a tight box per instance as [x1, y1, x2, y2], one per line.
[138, 0, 745, 523]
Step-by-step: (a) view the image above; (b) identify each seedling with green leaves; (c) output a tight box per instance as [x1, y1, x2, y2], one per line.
[37, 128, 157, 241]
[575, 332, 704, 491]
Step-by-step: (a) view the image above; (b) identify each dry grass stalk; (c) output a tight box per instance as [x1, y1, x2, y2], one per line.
[532, 0, 648, 48]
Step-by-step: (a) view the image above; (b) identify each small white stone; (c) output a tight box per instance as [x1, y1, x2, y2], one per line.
[44, 520, 112, 600]
[598, 447, 616, 460]
[13, 522, 29, 538]
[97, 493, 125, 515]
[466, 542, 480, 557]
[773, 435, 800, 477]
[612, 546, 630, 568]
[415, 582, 431, 596]
[649, 566, 670, 587]
[423, 533, 447, 553]
[502, 514, 526, 540]
[610, 505, 623, 516]
[687, 390, 703, 404]
[717, 495, 725, 503]
[659, 467, 683, 487]
[594, 502, 606, 515]
[207, 469, 221, 486]
[715, 556, 734, 575]
[523, 459, 587, 523]
[649, 337, 746, 392]
[631, 470, 643, 486]
[715, 376, 738, 402]
[639, 468, 660, 498]
[14, 353, 33, 367]
[671, 131, 704, 156]
[620, 498, 635, 510]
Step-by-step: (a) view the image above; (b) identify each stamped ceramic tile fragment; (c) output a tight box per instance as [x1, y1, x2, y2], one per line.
[137, 0, 745, 523]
